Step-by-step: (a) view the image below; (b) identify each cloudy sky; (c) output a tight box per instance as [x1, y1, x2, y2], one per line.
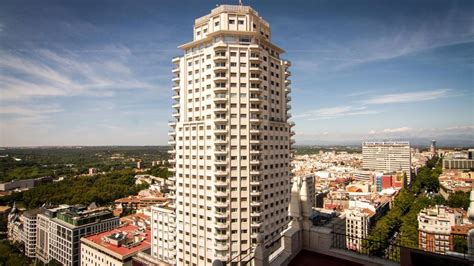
[0, 0, 473, 146]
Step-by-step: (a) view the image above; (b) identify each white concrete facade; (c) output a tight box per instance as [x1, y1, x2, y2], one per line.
[151, 205, 176, 264]
[167, 4, 293, 265]
[362, 141, 411, 178]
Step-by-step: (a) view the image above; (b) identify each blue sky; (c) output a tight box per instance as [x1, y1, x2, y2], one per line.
[0, 0, 473, 146]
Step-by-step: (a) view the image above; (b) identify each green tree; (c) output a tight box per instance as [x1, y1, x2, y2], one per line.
[447, 191, 470, 210]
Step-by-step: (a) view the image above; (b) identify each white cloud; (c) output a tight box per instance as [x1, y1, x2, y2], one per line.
[382, 127, 412, 133]
[363, 89, 450, 105]
[295, 105, 380, 120]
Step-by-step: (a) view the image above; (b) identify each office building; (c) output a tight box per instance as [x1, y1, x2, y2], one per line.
[362, 141, 411, 179]
[167, 4, 293, 265]
[36, 205, 120, 266]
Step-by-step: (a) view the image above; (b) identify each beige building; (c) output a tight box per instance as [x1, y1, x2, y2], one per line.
[167, 4, 293, 265]
[418, 205, 464, 254]
[151, 205, 176, 264]
[345, 208, 373, 251]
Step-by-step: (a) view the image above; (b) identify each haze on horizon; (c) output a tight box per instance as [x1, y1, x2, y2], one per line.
[0, 0, 473, 147]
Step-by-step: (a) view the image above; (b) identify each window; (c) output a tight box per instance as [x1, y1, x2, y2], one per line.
[238, 20, 244, 25]
[229, 19, 235, 24]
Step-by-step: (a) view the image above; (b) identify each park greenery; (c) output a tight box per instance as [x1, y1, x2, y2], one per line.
[0, 169, 149, 209]
[0, 146, 169, 182]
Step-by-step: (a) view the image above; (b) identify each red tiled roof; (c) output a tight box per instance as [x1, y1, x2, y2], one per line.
[82, 224, 151, 258]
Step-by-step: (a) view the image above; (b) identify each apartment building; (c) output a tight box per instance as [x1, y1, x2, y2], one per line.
[362, 141, 411, 180]
[418, 205, 464, 254]
[151, 205, 176, 264]
[167, 4, 294, 265]
[345, 208, 374, 251]
[36, 205, 120, 266]
[7, 205, 45, 258]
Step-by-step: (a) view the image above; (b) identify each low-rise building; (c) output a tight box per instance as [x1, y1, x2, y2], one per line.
[80, 224, 151, 266]
[151, 204, 176, 265]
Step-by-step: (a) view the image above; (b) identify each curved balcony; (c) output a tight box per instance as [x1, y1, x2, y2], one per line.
[214, 76, 227, 82]
[172, 67, 180, 74]
[249, 107, 261, 113]
[215, 243, 229, 250]
[249, 96, 262, 103]
[285, 70, 291, 77]
[214, 149, 227, 155]
[172, 103, 180, 109]
[250, 211, 263, 217]
[289, 121, 296, 127]
[290, 130, 296, 136]
[249, 77, 261, 83]
[285, 87, 292, 93]
[172, 77, 180, 83]
[214, 65, 227, 72]
[249, 56, 261, 62]
[167, 149, 176, 154]
[284, 60, 291, 67]
[249, 128, 261, 134]
[250, 179, 261, 186]
[168, 140, 176, 145]
[250, 170, 261, 175]
[214, 107, 227, 113]
[215, 170, 228, 177]
[249, 66, 262, 72]
[285, 80, 291, 85]
[250, 190, 262, 196]
[172, 56, 180, 63]
[172, 85, 180, 91]
[214, 117, 227, 124]
[168, 130, 176, 136]
[214, 159, 227, 166]
[250, 160, 261, 166]
[215, 233, 229, 241]
[215, 211, 228, 219]
[249, 87, 263, 93]
[213, 55, 227, 62]
[251, 221, 263, 227]
[214, 201, 227, 208]
[214, 128, 227, 134]
[249, 44, 260, 50]
[287, 104, 292, 110]
[287, 113, 292, 118]
[168, 185, 176, 190]
[168, 167, 176, 172]
[214, 95, 227, 103]
[172, 112, 179, 118]
[213, 87, 228, 93]
[214, 42, 227, 49]
[168, 120, 177, 127]
[172, 94, 180, 100]
[249, 117, 262, 124]
[250, 149, 262, 154]
[287, 96, 292, 102]
[215, 179, 227, 187]
[250, 201, 261, 207]
[168, 176, 176, 182]
[249, 139, 261, 145]
[214, 190, 229, 197]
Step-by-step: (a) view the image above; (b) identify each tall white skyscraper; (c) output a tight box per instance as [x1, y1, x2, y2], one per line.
[362, 141, 411, 176]
[167, 4, 294, 265]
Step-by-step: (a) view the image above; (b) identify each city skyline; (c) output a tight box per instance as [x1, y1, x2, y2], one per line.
[1, 0, 473, 147]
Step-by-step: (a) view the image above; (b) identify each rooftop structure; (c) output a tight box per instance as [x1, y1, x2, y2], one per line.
[81, 224, 151, 265]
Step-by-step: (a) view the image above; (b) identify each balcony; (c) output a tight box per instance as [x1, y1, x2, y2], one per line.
[167, 149, 176, 154]
[250, 117, 262, 124]
[214, 94, 227, 103]
[214, 42, 227, 49]
[214, 149, 227, 155]
[250, 190, 262, 196]
[172, 67, 180, 74]
[172, 77, 180, 83]
[214, 65, 227, 72]
[250, 178, 261, 185]
[214, 211, 228, 219]
[250, 211, 263, 217]
[249, 128, 261, 134]
[249, 65, 261, 72]
[213, 86, 228, 93]
[214, 128, 228, 134]
[168, 130, 175, 136]
[172, 85, 180, 92]
[284, 60, 291, 67]
[289, 121, 296, 127]
[214, 76, 227, 82]
[172, 112, 179, 118]
[250, 170, 261, 175]
[251, 221, 262, 227]
[172, 103, 180, 109]
[214, 201, 227, 208]
[168, 176, 176, 181]
[213, 55, 227, 62]
[214, 159, 227, 165]
[215, 233, 229, 241]
[287, 113, 292, 119]
[249, 87, 263, 93]
[215, 179, 227, 186]
[250, 149, 262, 154]
[214, 243, 229, 251]
[291, 131, 296, 136]
[172, 94, 180, 100]
[168, 120, 177, 127]
[249, 139, 261, 144]
[249, 107, 262, 113]
[287, 104, 292, 110]
[168, 139, 176, 145]
[214, 116, 227, 123]
[285, 70, 291, 77]
[172, 57, 180, 63]
[250, 160, 261, 166]
[287, 96, 292, 102]
[214, 106, 227, 113]
[215, 170, 228, 176]
[215, 190, 229, 197]
[250, 201, 261, 207]
[285, 87, 292, 93]
[214, 221, 228, 229]
[249, 55, 261, 62]
[249, 96, 263, 103]
[285, 79, 291, 85]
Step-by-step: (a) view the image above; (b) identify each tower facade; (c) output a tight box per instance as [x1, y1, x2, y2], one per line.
[167, 4, 294, 265]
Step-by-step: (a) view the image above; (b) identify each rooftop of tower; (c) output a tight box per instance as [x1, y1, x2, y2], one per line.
[194, 4, 269, 27]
